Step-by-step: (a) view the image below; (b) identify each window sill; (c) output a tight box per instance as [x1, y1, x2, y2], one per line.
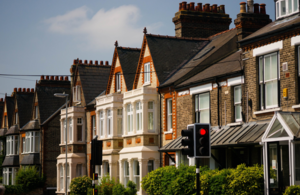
[254, 107, 281, 115]
[292, 105, 300, 109]
[143, 82, 151, 87]
[164, 130, 173, 135]
[227, 122, 243, 127]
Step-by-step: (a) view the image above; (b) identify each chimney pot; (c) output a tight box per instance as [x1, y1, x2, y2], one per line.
[197, 3, 202, 11]
[89, 60, 93, 65]
[212, 4, 218, 13]
[18, 88, 21, 92]
[46, 76, 49, 80]
[95, 60, 98, 65]
[260, 3, 266, 15]
[205, 4, 210, 12]
[22, 88, 26, 92]
[247, 0, 254, 13]
[79, 60, 82, 64]
[60, 76, 63, 81]
[254, 3, 259, 14]
[50, 76, 54, 80]
[40, 75, 44, 80]
[73, 59, 76, 65]
[55, 76, 59, 81]
[189, 2, 195, 11]
[179, 3, 182, 11]
[217, 6, 220, 13]
[64, 76, 68, 81]
[182, 1, 187, 10]
[186, 4, 190, 10]
[0, 98, 3, 102]
[14, 88, 17, 92]
[105, 61, 109, 66]
[100, 61, 104, 65]
[27, 88, 30, 92]
[84, 60, 88, 64]
[240, 2, 247, 13]
[220, 5, 225, 13]
[31, 88, 34, 93]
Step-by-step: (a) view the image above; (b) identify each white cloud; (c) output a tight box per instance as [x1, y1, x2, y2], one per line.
[44, 5, 162, 49]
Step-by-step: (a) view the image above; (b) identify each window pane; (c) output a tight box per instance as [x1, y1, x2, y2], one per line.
[276, 2, 279, 17]
[266, 80, 278, 107]
[35, 132, 40, 152]
[265, 56, 271, 81]
[195, 95, 199, 111]
[294, 0, 298, 11]
[148, 102, 153, 109]
[199, 93, 209, 109]
[148, 112, 153, 130]
[259, 57, 263, 82]
[168, 100, 172, 114]
[281, 0, 286, 15]
[69, 119, 72, 142]
[137, 113, 140, 130]
[76, 164, 82, 177]
[77, 125, 82, 141]
[200, 109, 210, 123]
[289, 0, 292, 13]
[235, 104, 241, 120]
[14, 136, 18, 154]
[60, 165, 63, 190]
[234, 87, 241, 104]
[271, 54, 278, 80]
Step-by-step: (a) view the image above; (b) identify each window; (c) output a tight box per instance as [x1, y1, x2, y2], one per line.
[76, 164, 83, 177]
[4, 116, 7, 128]
[148, 101, 154, 131]
[3, 167, 18, 185]
[234, 86, 242, 122]
[259, 52, 280, 110]
[59, 165, 63, 191]
[67, 164, 70, 190]
[77, 118, 83, 141]
[103, 161, 110, 176]
[144, 62, 150, 84]
[107, 110, 112, 136]
[35, 106, 38, 119]
[117, 109, 123, 135]
[276, 0, 299, 19]
[25, 132, 40, 153]
[136, 102, 142, 131]
[62, 119, 66, 144]
[133, 160, 140, 191]
[92, 116, 96, 138]
[99, 111, 104, 137]
[69, 118, 73, 142]
[0, 140, 3, 155]
[167, 99, 172, 131]
[148, 160, 154, 173]
[73, 85, 81, 102]
[195, 93, 210, 123]
[22, 137, 25, 153]
[6, 135, 19, 155]
[15, 112, 18, 125]
[124, 161, 129, 187]
[127, 104, 133, 132]
[116, 73, 121, 92]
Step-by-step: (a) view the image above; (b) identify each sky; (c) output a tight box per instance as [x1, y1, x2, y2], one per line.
[0, 0, 275, 100]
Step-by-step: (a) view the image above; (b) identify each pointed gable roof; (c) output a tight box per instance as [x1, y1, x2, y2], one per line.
[133, 34, 209, 89]
[0, 100, 3, 128]
[6, 96, 14, 127]
[15, 92, 34, 128]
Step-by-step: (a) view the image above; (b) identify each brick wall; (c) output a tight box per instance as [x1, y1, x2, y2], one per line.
[176, 94, 193, 136]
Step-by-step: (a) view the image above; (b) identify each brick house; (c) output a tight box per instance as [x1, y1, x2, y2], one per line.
[56, 60, 110, 195]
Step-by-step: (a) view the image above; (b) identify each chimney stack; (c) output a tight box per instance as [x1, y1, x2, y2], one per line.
[247, 0, 254, 13]
[105, 61, 109, 66]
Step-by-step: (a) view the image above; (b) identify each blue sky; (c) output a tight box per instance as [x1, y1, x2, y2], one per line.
[0, 0, 275, 99]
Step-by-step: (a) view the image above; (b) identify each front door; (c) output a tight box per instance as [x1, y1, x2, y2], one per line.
[268, 142, 290, 194]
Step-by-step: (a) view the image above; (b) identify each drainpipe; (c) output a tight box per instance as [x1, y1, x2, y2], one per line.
[215, 77, 221, 128]
[158, 90, 162, 167]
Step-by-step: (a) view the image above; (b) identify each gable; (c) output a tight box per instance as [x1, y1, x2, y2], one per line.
[108, 56, 126, 94]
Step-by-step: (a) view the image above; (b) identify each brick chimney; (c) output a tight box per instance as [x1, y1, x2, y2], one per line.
[173, 1, 232, 38]
[234, 1, 271, 41]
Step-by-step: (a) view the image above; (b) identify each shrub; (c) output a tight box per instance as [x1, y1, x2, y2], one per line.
[15, 167, 44, 191]
[170, 165, 197, 195]
[4, 184, 24, 195]
[112, 183, 126, 195]
[125, 180, 137, 195]
[284, 185, 300, 195]
[70, 176, 92, 195]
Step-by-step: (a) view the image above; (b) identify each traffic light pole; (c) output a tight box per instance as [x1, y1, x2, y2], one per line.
[196, 158, 200, 195]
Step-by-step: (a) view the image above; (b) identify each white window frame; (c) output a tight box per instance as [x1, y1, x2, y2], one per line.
[144, 62, 150, 84]
[116, 73, 121, 92]
[59, 164, 64, 191]
[22, 137, 25, 154]
[136, 102, 142, 132]
[3, 167, 18, 185]
[123, 161, 129, 187]
[127, 104, 133, 133]
[133, 160, 140, 191]
[73, 85, 81, 102]
[234, 86, 242, 122]
[276, 0, 299, 19]
[6, 135, 19, 156]
[77, 118, 83, 142]
[69, 118, 73, 142]
[167, 99, 173, 132]
[92, 115, 96, 138]
[107, 109, 112, 136]
[117, 109, 123, 135]
[67, 164, 70, 191]
[99, 111, 104, 138]
[62, 119, 66, 144]
[195, 92, 210, 123]
[148, 101, 154, 132]
[25, 131, 40, 153]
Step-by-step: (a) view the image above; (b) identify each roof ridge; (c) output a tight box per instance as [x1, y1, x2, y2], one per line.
[118, 47, 141, 51]
[146, 33, 209, 41]
[208, 27, 237, 39]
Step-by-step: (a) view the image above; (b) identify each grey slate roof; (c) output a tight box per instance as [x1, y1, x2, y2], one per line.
[0, 128, 7, 136]
[177, 50, 242, 87]
[0, 103, 3, 128]
[240, 14, 300, 44]
[117, 47, 140, 91]
[21, 153, 40, 165]
[6, 125, 19, 136]
[160, 28, 238, 87]
[145, 34, 209, 85]
[21, 120, 40, 131]
[2, 155, 19, 167]
[77, 65, 111, 105]
[16, 93, 34, 128]
[6, 97, 14, 127]
[36, 81, 71, 124]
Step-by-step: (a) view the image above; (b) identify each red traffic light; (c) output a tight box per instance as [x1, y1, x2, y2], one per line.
[200, 128, 207, 136]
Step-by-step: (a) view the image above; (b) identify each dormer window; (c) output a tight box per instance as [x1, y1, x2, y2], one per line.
[35, 106, 38, 119]
[144, 63, 150, 84]
[15, 112, 18, 125]
[4, 116, 7, 128]
[276, 0, 299, 19]
[73, 85, 81, 102]
[116, 73, 121, 92]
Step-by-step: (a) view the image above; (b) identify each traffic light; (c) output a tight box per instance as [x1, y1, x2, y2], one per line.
[93, 188, 98, 195]
[91, 139, 103, 166]
[195, 123, 210, 158]
[94, 173, 98, 180]
[181, 125, 195, 157]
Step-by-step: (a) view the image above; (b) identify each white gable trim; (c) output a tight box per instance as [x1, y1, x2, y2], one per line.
[227, 76, 244, 86]
[190, 83, 212, 95]
[178, 90, 190, 96]
[291, 35, 300, 46]
[253, 41, 283, 57]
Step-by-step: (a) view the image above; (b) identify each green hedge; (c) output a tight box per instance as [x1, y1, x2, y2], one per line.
[141, 164, 264, 195]
[15, 166, 45, 191]
[284, 185, 300, 195]
[4, 185, 24, 195]
[70, 176, 92, 195]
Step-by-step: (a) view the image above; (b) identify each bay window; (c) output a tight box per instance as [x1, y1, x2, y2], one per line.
[99, 111, 104, 137]
[117, 109, 123, 135]
[259, 52, 280, 110]
[107, 110, 112, 136]
[103, 161, 110, 176]
[133, 160, 140, 191]
[69, 118, 73, 142]
[6, 135, 19, 155]
[123, 161, 129, 187]
[195, 92, 210, 123]
[67, 164, 70, 190]
[148, 101, 154, 131]
[136, 102, 142, 131]
[127, 104, 133, 133]
[167, 99, 172, 131]
[148, 160, 154, 173]
[77, 118, 83, 141]
[59, 165, 63, 191]
[234, 86, 242, 122]
[276, 0, 299, 19]
[25, 131, 40, 153]
[144, 63, 150, 84]
[62, 119, 66, 143]
[76, 164, 83, 177]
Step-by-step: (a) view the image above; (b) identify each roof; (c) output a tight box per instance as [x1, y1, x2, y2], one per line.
[117, 47, 140, 91]
[0, 128, 7, 136]
[36, 81, 71, 124]
[6, 96, 14, 127]
[6, 125, 19, 136]
[21, 153, 40, 165]
[16, 93, 34, 128]
[0, 102, 3, 127]
[77, 65, 111, 105]
[2, 155, 19, 167]
[87, 91, 106, 106]
[41, 101, 68, 126]
[240, 14, 300, 44]
[144, 34, 209, 85]
[177, 50, 242, 87]
[21, 119, 40, 131]
[160, 28, 238, 88]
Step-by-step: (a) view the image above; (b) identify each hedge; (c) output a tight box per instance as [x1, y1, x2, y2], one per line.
[284, 185, 300, 195]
